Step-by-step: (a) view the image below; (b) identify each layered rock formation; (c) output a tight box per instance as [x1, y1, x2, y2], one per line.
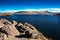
[0, 19, 49, 40]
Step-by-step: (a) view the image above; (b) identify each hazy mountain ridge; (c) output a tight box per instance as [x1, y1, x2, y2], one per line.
[0, 11, 60, 16]
[15, 11, 60, 16]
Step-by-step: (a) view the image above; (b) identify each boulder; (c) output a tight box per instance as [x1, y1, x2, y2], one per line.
[0, 19, 49, 40]
[0, 19, 20, 38]
[23, 23, 48, 40]
[16, 22, 48, 40]
[0, 19, 12, 25]
[0, 32, 7, 40]
[0, 22, 5, 28]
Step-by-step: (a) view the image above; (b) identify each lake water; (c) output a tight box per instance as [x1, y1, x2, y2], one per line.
[0, 14, 60, 40]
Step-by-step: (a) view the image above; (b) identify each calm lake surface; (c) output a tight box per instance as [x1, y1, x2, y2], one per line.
[0, 14, 60, 40]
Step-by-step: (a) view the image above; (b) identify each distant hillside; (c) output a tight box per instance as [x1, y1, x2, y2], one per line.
[0, 11, 60, 16]
[16, 11, 52, 14]
[0, 12, 13, 16]
[15, 11, 60, 16]
[15, 11, 49, 14]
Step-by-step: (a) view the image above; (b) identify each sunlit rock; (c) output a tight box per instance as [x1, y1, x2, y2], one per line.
[0, 19, 49, 40]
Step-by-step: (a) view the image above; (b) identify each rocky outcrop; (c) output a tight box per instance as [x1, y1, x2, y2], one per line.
[0, 19, 20, 38]
[0, 19, 49, 40]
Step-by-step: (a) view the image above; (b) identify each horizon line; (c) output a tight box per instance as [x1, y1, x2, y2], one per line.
[0, 8, 60, 13]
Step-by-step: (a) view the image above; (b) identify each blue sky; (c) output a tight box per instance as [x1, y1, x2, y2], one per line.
[0, 0, 60, 12]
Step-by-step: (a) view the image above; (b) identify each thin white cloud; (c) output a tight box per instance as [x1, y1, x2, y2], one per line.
[0, 8, 60, 13]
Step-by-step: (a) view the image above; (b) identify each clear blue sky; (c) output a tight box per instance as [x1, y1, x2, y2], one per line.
[0, 0, 60, 11]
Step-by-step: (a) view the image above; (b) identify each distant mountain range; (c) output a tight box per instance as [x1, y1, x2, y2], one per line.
[0, 11, 60, 16]
[15, 11, 60, 16]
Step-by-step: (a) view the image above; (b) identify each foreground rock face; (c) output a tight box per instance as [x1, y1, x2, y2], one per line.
[0, 19, 49, 40]
[0, 19, 20, 38]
